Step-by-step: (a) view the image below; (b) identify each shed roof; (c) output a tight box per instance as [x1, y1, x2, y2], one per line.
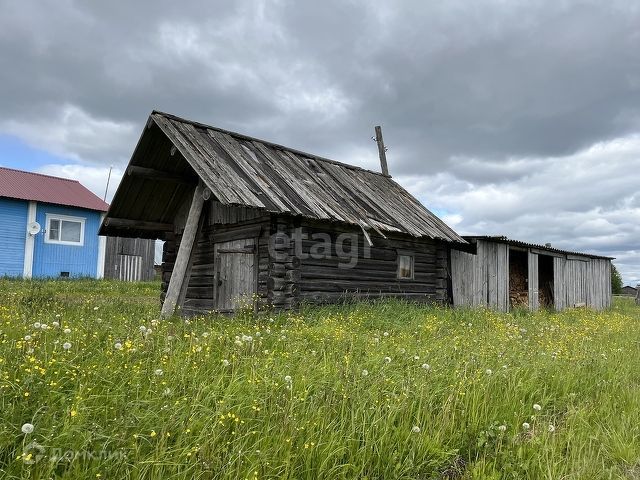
[100, 111, 465, 243]
[0, 167, 109, 212]
[464, 236, 614, 260]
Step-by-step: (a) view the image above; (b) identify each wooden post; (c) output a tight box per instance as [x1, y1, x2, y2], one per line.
[636, 284, 640, 306]
[374, 126, 389, 176]
[161, 181, 206, 318]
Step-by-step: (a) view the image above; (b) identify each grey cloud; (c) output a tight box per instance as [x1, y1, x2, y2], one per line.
[1, 0, 639, 283]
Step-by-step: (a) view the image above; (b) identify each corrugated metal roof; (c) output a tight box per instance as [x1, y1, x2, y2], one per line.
[465, 236, 614, 260]
[0, 167, 109, 212]
[121, 111, 463, 242]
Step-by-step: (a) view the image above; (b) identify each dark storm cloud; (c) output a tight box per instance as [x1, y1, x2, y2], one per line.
[0, 0, 639, 283]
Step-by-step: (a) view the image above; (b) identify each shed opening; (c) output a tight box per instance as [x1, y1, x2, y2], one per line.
[538, 254, 554, 308]
[509, 249, 528, 308]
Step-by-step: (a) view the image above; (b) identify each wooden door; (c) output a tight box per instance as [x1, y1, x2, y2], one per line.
[213, 238, 256, 312]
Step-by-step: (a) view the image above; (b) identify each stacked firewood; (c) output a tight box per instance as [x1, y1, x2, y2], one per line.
[509, 261, 529, 308]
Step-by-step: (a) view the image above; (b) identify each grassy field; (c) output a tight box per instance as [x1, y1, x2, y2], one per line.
[1, 280, 639, 479]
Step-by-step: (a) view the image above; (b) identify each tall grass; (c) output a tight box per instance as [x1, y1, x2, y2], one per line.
[0, 279, 639, 479]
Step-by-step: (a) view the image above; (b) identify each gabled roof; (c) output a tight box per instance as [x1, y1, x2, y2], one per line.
[100, 111, 465, 243]
[464, 235, 614, 260]
[0, 167, 109, 212]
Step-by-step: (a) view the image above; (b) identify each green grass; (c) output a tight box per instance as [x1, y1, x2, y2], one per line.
[1, 279, 639, 479]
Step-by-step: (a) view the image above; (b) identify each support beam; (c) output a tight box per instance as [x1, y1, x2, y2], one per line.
[103, 217, 174, 231]
[161, 181, 205, 318]
[127, 165, 197, 185]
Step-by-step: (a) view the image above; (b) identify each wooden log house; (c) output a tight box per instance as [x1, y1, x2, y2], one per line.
[100, 111, 466, 316]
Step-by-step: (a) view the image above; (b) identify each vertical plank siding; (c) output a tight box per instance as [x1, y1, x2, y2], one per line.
[528, 252, 539, 311]
[451, 240, 508, 310]
[454, 240, 611, 312]
[104, 237, 156, 281]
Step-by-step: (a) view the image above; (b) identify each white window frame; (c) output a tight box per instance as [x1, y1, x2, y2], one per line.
[44, 213, 86, 246]
[397, 250, 415, 280]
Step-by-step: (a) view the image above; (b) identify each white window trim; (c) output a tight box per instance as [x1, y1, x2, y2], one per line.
[44, 213, 86, 246]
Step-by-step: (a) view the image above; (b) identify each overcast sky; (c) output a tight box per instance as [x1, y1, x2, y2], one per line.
[0, 0, 638, 284]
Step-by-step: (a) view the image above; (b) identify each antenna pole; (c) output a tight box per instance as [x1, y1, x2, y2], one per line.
[103, 165, 113, 202]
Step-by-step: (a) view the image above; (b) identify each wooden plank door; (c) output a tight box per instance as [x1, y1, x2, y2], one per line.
[213, 238, 256, 312]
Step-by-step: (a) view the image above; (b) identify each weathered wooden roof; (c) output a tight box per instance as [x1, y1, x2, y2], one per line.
[100, 111, 465, 243]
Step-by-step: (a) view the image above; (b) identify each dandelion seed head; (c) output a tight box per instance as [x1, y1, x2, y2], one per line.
[384, 356, 392, 364]
[114, 342, 123, 350]
[284, 375, 292, 383]
[485, 369, 493, 375]
[63, 328, 71, 334]
[411, 425, 421, 433]
[21, 423, 34, 434]
[222, 359, 230, 367]
[52, 321, 60, 328]
[361, 369, 369, 376]
[533, 403, 542, 411]
[62, 342, 72, 350]
[33, 322, 41, 329]
[498, 425, 507, 432]
[154, 369, 163, 376]
[24, 335, 32, 341]
[421, 363, 431, 370]
[522, 422, 530, 430]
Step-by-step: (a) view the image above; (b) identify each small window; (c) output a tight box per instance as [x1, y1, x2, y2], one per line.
[397, 251, 414, 279]
[45, 214, 85, 246]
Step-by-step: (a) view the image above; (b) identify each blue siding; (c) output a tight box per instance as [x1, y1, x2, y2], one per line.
[0, 197, 27, 276]
[32, 203, 101, 278]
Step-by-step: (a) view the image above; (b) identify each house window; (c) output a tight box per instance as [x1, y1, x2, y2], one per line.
[45, 214, 85, 246]
[397, 251, 414, 279]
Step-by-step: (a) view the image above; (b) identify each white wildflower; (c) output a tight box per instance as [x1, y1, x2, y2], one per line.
[384, 356, 392, 364]
[485, 369, 493, 375]
[498, 425, 507, 432]
[21, 423, 34, 434]
[411, 425, 421, 433]
[533, 404, 542, 411]
[421, 363, 431, 370]
[361, 369, 369, 377]
[383, 331, 389, 337]
[63, 328, 71, 334]
[114, 342, 123, 350]
[284, 375, 292, 383]
[62, 342, 72, 350]
[548, 424, 556, 433]
[24, 335, 32, 341]
[222, 359, 230, 367]
[52, 321, 60, 328]
[522, 422, 530, 430]
[154, 369, 163, 376]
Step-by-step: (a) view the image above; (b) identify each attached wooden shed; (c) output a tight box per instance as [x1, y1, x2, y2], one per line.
[99, 111, 465, 316]
[103, 237, 156, 281]
[451, 236, 612, 311]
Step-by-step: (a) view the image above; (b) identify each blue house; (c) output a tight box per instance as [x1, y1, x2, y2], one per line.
[0, 167, 109, 278]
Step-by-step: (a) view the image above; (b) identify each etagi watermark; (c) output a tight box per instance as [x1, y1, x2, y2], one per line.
[268, 228, 370, 269]
[21, 442, 127, 465]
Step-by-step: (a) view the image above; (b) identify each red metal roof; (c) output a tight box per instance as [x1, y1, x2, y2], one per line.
[0, 167, 109, 212]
